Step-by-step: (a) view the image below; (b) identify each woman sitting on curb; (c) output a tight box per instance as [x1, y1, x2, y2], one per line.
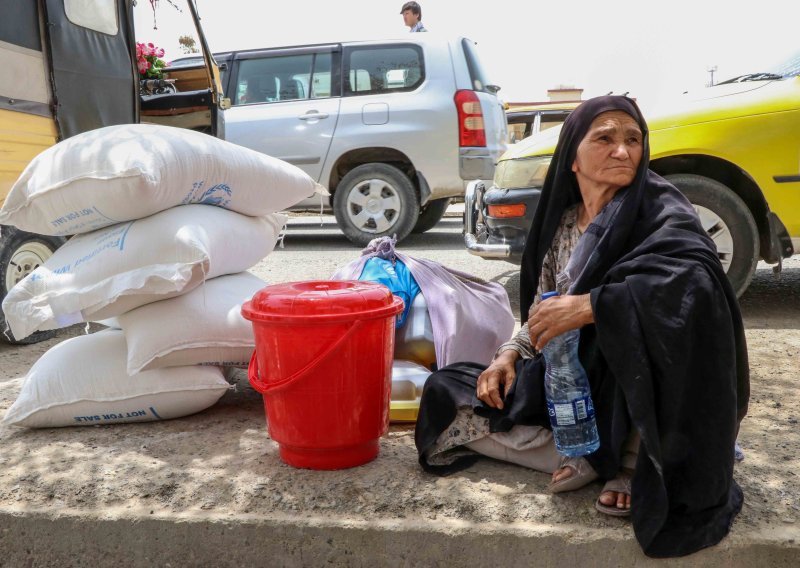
[415, 95, 749, 558]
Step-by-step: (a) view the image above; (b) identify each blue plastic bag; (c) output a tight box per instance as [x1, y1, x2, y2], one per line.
[358, 257, 420, 328]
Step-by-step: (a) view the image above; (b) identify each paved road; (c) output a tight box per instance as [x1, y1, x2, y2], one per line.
[251, 207, 524, 313]
[255, 208, 800, 329]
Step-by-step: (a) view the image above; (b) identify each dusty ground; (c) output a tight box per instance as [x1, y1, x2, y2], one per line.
[1, 213, 799, 564]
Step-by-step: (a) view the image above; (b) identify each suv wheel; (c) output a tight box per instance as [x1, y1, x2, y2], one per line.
[0, 227, 65, 344]
[666, 174, 759, 297]
[333, 164, 420, 247]
[412, 198, 451, 234]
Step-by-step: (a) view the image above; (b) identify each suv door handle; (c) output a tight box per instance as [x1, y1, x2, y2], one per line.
[298, 112, 329, 120]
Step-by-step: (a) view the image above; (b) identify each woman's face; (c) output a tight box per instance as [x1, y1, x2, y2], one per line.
[571, 110, 643, 193]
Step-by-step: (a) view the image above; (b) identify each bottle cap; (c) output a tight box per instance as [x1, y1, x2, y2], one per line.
[541, 291, 559, 301]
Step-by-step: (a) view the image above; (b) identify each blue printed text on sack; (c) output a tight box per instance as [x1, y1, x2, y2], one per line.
[47, 224, 130, 275]
[50, 208, 94, 229]
[73, 409, 148, 423]
[180, 180, 233, 208]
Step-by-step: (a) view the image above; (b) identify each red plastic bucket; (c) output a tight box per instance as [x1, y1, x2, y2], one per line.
[241, 280, 404, 470]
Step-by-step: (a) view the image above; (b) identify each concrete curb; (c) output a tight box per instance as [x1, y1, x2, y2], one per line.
[2, 508, 798, 567]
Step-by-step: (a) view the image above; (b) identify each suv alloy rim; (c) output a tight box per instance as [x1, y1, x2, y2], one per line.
[345, 178, 402, 234]
[6, 241, 52, 292]
[693, 204, 734, 272]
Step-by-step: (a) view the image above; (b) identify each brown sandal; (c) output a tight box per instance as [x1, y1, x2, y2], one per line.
[548, 456, 598, 493]
[595, 469, 633, 517]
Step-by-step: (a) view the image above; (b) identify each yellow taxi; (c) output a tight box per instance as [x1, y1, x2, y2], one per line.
[465, 52, 800, 296]
[505, 101, 581, 144]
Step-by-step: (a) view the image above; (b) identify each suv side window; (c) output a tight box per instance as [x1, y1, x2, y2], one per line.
[233, 52, 333, 105]
[343, 45, 424, 96]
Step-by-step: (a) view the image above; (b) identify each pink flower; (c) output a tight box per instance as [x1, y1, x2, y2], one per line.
[136, 41, 167, 78]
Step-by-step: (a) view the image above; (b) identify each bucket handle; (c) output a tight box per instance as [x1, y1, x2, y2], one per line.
[248, 319, 365, 395]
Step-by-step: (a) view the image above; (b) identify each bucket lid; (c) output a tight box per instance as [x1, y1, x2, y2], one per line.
[241, 280, 404, 324]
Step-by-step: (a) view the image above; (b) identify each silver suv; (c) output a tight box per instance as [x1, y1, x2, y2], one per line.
[218, 36, 507, 245]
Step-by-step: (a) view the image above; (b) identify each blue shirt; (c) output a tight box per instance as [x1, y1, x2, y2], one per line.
[410, 21, 427, 32]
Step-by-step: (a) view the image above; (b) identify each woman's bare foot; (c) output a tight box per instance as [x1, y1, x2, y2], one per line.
[596, 467, 633, 515]
[548, 456, 598, 493]
[552, 465, 576, 484]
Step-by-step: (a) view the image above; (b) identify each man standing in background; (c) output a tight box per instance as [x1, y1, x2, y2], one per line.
[400, 2, 427, 32]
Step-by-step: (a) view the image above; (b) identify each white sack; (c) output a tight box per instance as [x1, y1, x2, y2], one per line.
[2, 330, 232, 428]
[118, 272, 266, 374]
[0, 123, 322, 235]
[2, 205, 284, 340]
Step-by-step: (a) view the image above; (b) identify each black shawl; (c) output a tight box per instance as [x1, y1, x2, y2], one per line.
[517, 96, 750, 556]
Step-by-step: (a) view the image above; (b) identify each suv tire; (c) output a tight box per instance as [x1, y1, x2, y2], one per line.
[412, 198, 451, 234]
[0, 226, 66, 344]
[333, 163, 420, 247]
[666, 174, 759, 297]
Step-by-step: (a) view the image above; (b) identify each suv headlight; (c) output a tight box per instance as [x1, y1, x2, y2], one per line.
[493, 156, 552, 190]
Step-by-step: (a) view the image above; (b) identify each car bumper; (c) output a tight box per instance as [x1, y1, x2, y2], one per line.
[463, 180, 541, 262]
[459, 149, 501, 181]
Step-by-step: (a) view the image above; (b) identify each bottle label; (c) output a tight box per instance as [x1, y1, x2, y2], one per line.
[547, 395, 595, 427]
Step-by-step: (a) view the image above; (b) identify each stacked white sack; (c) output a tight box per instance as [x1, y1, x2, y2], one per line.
[1, 330, 232, 428]
[1, 205, 284, 340]
[0, 124, 319, 427]
[0, 123, 324, 236]
[114, 272, 267, 375]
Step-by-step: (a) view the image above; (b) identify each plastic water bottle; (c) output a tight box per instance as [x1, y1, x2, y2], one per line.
[540, 291, 600, 457]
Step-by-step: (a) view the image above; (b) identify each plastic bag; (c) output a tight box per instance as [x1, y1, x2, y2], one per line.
[358, 257, 420, 327]
[333, 237, 515, 369]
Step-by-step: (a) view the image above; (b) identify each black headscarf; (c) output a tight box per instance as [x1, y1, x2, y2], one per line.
[519, 95, 649, 318]
[518, 96, 750, 557]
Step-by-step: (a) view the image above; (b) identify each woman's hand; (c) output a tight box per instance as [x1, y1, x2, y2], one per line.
[528, 293, 594, 351]
[476, 350, 519, 410]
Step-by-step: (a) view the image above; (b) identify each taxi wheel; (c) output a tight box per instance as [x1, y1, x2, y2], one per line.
[666, 174, 758, 297]
[333, 163, 420, 247]
[0, 226, 65, 344]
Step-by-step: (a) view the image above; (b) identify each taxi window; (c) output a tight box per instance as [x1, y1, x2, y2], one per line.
[65, 0, 118, 35]
[540, 111, 571, 131]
